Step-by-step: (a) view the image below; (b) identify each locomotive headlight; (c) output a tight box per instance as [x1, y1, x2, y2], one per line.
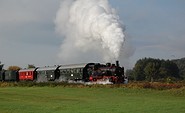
[51, 75, 53, 77]
[71, 74, 73, 77]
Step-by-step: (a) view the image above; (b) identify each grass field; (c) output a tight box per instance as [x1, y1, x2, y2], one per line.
[0, 86, 185, 113]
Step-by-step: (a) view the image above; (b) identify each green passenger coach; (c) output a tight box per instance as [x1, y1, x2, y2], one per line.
[36, 66, 60, 82]
[59, 64, 87, 81]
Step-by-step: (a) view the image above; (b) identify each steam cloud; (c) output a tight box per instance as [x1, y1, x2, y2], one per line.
[55, 0, 126, 64]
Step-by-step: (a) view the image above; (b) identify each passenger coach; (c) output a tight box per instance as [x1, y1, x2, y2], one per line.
[19, 68, 38, 81]
[36, 66, 60, 82]
[4, 70, 19, 81]
[59, 63, 88, 81]
[0, 70, 5, 81]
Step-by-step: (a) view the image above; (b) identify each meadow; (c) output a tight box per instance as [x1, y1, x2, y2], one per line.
[0, 83, 185, 113]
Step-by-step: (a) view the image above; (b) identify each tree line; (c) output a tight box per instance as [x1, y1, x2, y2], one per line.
[0, 64, 35, 71]
[126, 58, 184, 82]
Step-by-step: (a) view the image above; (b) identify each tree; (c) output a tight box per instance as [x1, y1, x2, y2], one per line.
[28, 64, 35, 68]
[172, 58, 185, 79]
[133, 57, 180, 81]
[144, 62, 160, 82]
[8, 66, 21, 71]
[126, 69, 134, 80]
[133, 58, 147, 81]
[163, 60, 179, 78]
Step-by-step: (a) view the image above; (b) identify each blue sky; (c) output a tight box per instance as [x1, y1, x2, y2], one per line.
[0, 0, 185, 69]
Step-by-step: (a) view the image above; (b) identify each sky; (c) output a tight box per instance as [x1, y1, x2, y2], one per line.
[0, 0, 185, 69]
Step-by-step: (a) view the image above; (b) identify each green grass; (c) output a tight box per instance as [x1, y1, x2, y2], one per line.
[0, 87, 185, 113]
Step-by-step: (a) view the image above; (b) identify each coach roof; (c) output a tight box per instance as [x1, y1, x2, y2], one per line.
[37, 65, 60, 71]
[19, 68, 37, 72]
[59, 63, 87, 69]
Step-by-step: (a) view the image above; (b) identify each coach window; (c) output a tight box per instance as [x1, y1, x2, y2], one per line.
[72, 69, 75, 73]
[62, 70, 64, 74]
[76, 69, 79, 73]
[71, 69, 73, 73]
[41, 71, 45, 75]
[69, 69, 71, 73]
[73, 69, 75, 73]
[78, 68, 81, 73]
[79, 68, 82, 73]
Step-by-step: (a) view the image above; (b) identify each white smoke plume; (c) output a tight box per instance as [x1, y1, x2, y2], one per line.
[55, 0, 127, 64]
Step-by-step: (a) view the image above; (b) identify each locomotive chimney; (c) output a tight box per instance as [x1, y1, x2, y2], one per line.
[116, 61, 119, 67]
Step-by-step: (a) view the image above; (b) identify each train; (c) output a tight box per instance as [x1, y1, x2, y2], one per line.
[0, 61, 126, 84]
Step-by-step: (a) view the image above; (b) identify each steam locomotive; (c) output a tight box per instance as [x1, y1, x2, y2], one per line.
[0, 61, 125, 84]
